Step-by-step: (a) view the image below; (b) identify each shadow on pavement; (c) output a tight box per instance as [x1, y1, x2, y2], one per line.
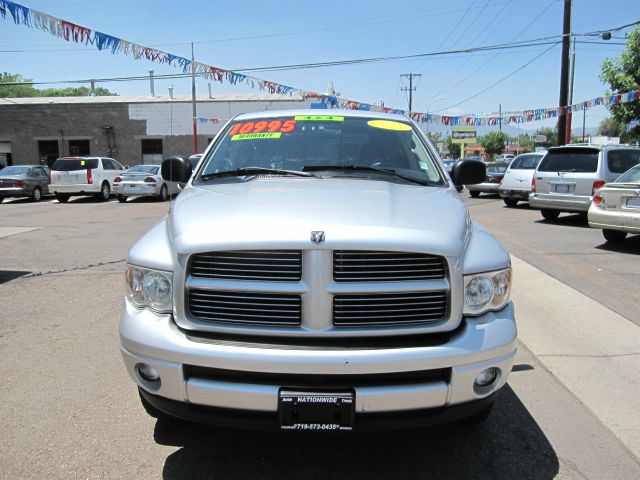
[154, 385, 558, 480]
[595, 234, 640, 254]
[534, 213, 590, 229]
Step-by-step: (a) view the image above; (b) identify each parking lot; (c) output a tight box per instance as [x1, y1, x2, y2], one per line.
[1, 193, 640, 479]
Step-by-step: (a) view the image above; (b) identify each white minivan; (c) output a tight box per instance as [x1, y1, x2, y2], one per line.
[49, 156, 126, 203]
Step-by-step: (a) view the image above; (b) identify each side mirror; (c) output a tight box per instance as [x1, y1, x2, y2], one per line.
[451, 159, 486, 186]
[161, 156, 192, 183]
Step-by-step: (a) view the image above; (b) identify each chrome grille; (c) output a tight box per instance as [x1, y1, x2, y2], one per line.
[333, 251, 446, 282]
[333, 291, 447, 326]
[189, 290, 301, 326]
[190, 250, 302, 281]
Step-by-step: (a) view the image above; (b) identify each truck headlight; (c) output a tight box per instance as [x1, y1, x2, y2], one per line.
[126, 265, 173, 313]
[463, 268, 511, 316]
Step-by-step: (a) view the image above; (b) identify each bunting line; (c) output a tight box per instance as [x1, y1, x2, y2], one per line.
[1, 0, 638, 127]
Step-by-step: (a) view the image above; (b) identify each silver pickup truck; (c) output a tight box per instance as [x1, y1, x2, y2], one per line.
[119, 110, 517, 432]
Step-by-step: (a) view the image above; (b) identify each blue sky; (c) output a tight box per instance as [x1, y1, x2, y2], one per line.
[0, 0, 637, 131]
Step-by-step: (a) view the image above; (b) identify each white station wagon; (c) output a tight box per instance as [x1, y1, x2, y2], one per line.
[49, 156, 125, 203]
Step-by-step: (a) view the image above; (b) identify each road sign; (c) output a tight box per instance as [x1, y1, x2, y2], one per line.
[532, 134, 547, 143]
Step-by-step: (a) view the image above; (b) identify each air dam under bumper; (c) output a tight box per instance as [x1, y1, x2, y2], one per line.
[120, 300, 517, 430]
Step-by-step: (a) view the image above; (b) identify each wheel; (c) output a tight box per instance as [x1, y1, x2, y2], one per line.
[503, 198, 518, 208]
[0, 197, 4, 203]
[462, 402, 494, 425]
[97, 182, 110, 201]
[31, 187, 42, 202]
[158, 184, 169, 201]
[469, 191, 480, 198]
[540, 209, 560, 221]
[55, 194, 69, 203]
[602, 229, 627, 243]
[117, 195, 127, 203]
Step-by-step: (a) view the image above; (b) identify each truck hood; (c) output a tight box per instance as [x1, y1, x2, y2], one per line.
[169, 179, 471, 257]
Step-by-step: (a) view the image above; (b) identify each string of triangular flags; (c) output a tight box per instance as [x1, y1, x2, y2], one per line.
[195, 117, 223, 125]
[1, 0, 638, 126]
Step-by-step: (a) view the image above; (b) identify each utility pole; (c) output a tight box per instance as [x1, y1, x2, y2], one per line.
[400, 73, 421, 112]
[566, 36, 576, 144]
[557, 0, 572, 146]
[191, 42, 198, 154]
[499, 104, 502, 131]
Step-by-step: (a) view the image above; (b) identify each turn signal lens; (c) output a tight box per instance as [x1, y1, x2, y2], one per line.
[114, 176, 122, 183]
[592, 180, 605, 196]
[144, 176, 156, 183]
[531, 177, 536, 193]
[592, 194, 604, 206]
[15, 180, 25, 187]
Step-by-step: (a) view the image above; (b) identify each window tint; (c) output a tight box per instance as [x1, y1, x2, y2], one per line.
[615, 166, 640, 183]
[112, 160, 124, 170]
[0, 166, 29, 175]
[127, 165, 158, 174]
[511, 154, 542, 170]
[36, 167, 47, 177]
[51, 158, 99, 171]
[607, 149, 640, 174]
[101, 159, 113, 170]
[487, 164, 508, 173]
[538, 149, 599, 173]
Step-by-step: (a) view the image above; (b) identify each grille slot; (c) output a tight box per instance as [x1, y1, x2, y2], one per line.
[189, 290, 301, 326]
[333, 291, 447, 326]
[333, 250, 446, 282]
[190, 250, 302, 281]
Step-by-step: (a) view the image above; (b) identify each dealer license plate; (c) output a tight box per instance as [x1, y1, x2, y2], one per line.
[625, 197, 640, 209]
[279, 390, 355, 431]
[554, 183, 575, 194]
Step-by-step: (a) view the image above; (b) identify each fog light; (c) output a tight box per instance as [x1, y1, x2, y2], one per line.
[475, 367, 498, 387]
[138, 363, 160, 382]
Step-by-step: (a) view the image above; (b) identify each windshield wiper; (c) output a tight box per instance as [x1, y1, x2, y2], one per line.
[201, 167, 318, 180]
[303, 164, 432, 186]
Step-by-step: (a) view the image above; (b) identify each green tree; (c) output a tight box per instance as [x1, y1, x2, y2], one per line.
[446, 137, 461, 158]
[427, 131, 442, 145]
[0, 72, 117, 97]
[479, 130, 507, 158]
[597, 117, 624, 137]
[600, 27, 640, 141]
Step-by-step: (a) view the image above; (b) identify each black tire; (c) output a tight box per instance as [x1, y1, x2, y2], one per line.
[541, 209, 560, 221]
[158, 184, 169, 202]
[462, 402, 494, 425]
[117, 195, 127, 203]
[97, 182, 110, 201]
[31, 187, 42, 202]
[0, 196, 4, 203]
[469, 191, 481, 198]
[503, 198, 518, 208]
[602, 229, 627, 243]
[55, 194, 70, 203]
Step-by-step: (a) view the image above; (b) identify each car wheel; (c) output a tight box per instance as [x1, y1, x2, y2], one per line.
[98, 182, 110, 201]
[503, 198, 518, 208]
[158, 184, 169, 202]
[55, 194, 70, 203]
[602, 229, 627, 243]
[541, 209, 560, 221]
[469, 191, 480, 198]
[117, 195, 127, 203]
[31, 187, 42, 202]
[0, 197, 4, 203]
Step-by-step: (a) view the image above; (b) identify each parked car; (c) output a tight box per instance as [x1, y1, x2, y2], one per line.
[495, 154, 515, 162]
[442, 159, 455, 173]
[49, 156, 125, 203]
[529, 145, 640, 221]
[465, 155, 484, 162]
[113, 164, 180, 202]
[588, 164, 640, 242]
[0, 165, 50, 202]
[498, 152, 545, 207]
[120, 110, 516, 432]
[467, 162, 509, 197]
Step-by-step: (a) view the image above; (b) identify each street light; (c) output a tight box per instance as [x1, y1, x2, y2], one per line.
[425, 96, 445, 133]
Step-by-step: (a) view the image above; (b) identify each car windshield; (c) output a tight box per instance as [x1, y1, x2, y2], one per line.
[615, 166, 640, 183]
[51, 158, 99, 171]
[198, 115, 445, 186]
[127, 165, 158, 174]
[0, 166, 30, 175]
[537, 149, 599, 173]
[510, 154, 542, 170]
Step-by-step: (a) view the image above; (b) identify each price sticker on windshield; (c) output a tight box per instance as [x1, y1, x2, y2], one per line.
[228, 119, 296, 137]
[367, 120, 412, 131]
[294, 115, 344, 122]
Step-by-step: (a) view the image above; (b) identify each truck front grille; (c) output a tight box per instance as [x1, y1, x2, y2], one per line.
[333, 291, 447, 327]
[189, 290, 302, 326]
[333, 250, 446, 282]
[190, 250, 302, 281]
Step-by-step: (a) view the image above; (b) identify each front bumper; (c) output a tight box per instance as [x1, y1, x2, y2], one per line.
[529, 193, 591, 212]
[50, 183, 100, 195]
[467, 182, 500, 193]
[120, 299, 517, 429]
[588, 205, 640, 234]
[114, 182, 160, 197]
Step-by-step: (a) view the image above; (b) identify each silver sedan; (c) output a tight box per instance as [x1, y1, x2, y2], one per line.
[588, 164, 640, 242]
[0, 165, 50, 203]
[113, 164, 180, 202]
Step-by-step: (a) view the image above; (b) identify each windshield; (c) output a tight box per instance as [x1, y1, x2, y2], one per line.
[198, 115, 444, 185]
[538, 149, 599, 173]
[510, 154, 542, 170]
[615, 166, 640, 183]
[0, 166, 30, 175]
[127, 165, 158, 174]
[52, 158, 99, 171]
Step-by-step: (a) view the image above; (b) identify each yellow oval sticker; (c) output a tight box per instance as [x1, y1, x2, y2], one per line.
[367, 120, 412, 131]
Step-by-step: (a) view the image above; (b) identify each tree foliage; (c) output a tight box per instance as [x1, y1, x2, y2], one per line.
[446, 137, 461, 158]
[0, 73, 117, 98]
[600, 27, 640, 140]
[533, 127, 557, 149]
[597, 117, 624, 138]
[479, 130, 507, 157]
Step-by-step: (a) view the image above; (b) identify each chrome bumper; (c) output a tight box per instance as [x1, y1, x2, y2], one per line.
[120, 299, 517, 415]
[529, 193, 591, 212]
[588, 205, 640, 234]
[113, 183, 160, 196]
[467, 182, 500, 192]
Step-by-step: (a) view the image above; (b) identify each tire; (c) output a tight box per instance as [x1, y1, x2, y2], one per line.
[540, 209, 560, 221]
[31, 187, 42, 202]
[0, 197, 4, 203]
[158, 184, 169, 202]
[97, 182, 110, 202]
[117, 195, 127, 203]
[469, 191, 480, 198]
[503, 198, 518, 208]
[602, 229, 627, 243]
[462, 402, 494, 425]
[55, 194, 70, 203]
